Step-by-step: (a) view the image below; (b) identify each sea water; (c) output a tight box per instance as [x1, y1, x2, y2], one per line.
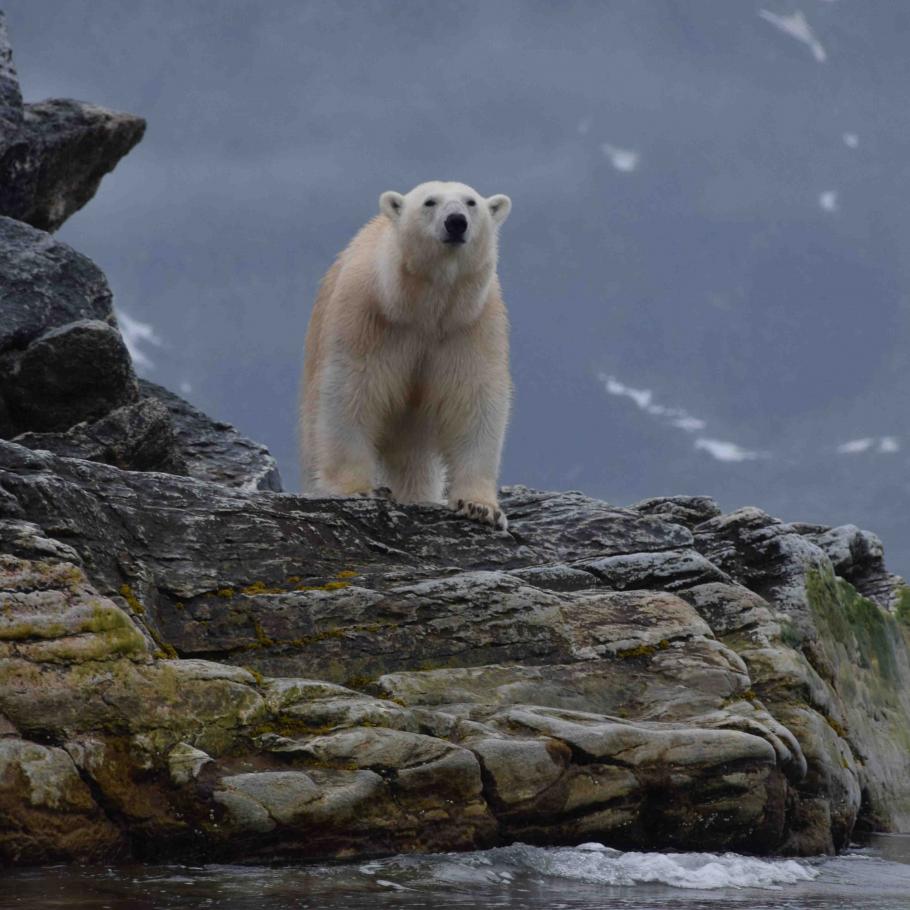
[4, 835, 910, 909]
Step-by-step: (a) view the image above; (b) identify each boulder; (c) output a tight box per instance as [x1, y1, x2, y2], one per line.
[0, 218, 281, 488]
[0, 13, 145, 232]
[0, 11, 21, 123]
[1, 319, 138, 432]
[0, 217, 116, 355]
[142, 380, 282, 491]
[2, 439, 910, 864]
[13, 397, 186, 474]
[2, 7, 909, 868]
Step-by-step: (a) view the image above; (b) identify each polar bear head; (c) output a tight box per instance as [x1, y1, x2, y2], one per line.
[379, 181, 511, 273]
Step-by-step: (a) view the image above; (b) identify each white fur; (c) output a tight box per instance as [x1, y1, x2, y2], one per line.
[299, 181, 512, 530]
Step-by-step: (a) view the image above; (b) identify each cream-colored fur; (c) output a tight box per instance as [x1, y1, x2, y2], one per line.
[299, 180, 512, 529]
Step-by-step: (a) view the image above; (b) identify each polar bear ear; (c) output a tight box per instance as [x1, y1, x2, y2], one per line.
[487, 194, 512, 226]
[379, 191, 405, 221]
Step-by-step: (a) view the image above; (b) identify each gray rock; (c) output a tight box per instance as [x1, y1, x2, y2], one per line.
[0, 737, 121, 862]
[15, 5, 900, 866]
[13, 396, 186, 474]
[574, 548, 729, 592]
[1, 438, 910, 862]
[693, 507, 830, 627]
[468, 736, 569, 811]
[0, 17, 145, 232]
[0, 12, 22, 122]
[795, 523, 904, 611]
[633, 495, 722, 528]
[507, 564, 598, 591]
[0, 393, 12, 438]
[142, 380, 282, 491]
[0, 217, 115, 356]
[0, 219, 141, 439]
[503, 485, 693, 560]
[6, 379, 279, 488]
[0, 217, 279, 486]
[0, 519, 81, 563]
[681, 582, 781, 645]
[0, 319, 138, 432]
[167, 742, 214, 786]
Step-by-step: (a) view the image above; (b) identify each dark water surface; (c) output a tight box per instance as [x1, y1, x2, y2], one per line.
[4, 836, 910, 910]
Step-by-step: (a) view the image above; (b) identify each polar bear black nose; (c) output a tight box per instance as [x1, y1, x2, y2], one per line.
[445, 213, 468, 238]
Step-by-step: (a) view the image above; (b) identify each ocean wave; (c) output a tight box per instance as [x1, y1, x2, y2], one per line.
[409, 843, 820, 891]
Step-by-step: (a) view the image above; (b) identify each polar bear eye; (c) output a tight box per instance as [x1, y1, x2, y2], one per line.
[466, 199, 476, 207]
[424, 199, 436, 207]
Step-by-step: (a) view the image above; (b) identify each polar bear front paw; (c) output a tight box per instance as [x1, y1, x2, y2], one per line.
[452, 498, 508, 531]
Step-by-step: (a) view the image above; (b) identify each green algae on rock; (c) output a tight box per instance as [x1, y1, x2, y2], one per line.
[3, 452, 910, 863]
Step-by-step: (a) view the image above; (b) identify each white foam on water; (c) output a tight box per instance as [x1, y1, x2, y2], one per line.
[488, 843, 819, 890]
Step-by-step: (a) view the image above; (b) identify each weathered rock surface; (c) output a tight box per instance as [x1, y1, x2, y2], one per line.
[0, 11, 21, 125]
[2, 6, 909, 869]
[0, 216, 117, 356]
[0, 217, 135, 436]
[0, 12, 145, 232]
[12, 397, 184, 475]
[142, 380, 282, 492]
[2, 439, 910, 864]
[0, 217, 281, 489]
[3, 318, 138, 432]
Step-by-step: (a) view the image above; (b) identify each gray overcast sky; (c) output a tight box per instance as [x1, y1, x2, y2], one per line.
[6, 1, 910, 573]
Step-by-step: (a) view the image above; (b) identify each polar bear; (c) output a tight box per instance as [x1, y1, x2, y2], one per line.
[299, 180, 512, 530]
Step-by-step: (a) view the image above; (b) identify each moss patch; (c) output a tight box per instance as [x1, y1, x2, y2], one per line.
[780, 618, 803, 649]
[617, 644, 656, 659]
[241, 581, 284, 596]
[806, 568, 901, 685]
[895, 586, 910, 627]
[119, 584, 144, 615]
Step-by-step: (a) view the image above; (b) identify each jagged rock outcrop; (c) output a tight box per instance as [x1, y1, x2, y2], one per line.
[0, 216, 281, 489]
[0, 18, 280, 487]
[0, 216, 137, 438]
[142, 380, 282, 492]
[1, 7, 909, 869]
[0, 12, 145, 232]
[2, 442, 910, 864]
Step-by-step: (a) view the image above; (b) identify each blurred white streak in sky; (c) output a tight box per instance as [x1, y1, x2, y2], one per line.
[818, 190, 838, 212]
[599, 374, 762, 463]
[838, 437, 901, 455]
[759, 9, 827, 63]
[601, 144, 639, 173]
[694, 438, 761, 463]
[116, 310, 162, 371]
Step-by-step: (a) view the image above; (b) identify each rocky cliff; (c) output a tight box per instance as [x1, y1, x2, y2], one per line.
[2, 11, 910, 866]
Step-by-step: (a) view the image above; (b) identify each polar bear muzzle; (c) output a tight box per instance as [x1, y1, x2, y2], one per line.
[443, 213, 468, 244]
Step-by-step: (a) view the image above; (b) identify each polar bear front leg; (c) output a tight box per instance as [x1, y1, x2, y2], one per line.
[438, 386, 510, 532]
[313, 367, 377, 496]
[315, 421, 375, 495]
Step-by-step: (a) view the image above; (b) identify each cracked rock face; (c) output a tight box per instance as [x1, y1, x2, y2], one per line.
[2, 7, 910, 869]
[0, 13, 145, 233]
[0, 218, 281, 490]
[3, 319, 138, 432]
[2, 445, 910, 865]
